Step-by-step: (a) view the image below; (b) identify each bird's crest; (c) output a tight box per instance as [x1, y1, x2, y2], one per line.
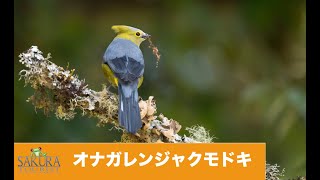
[111, 25, 140, 34]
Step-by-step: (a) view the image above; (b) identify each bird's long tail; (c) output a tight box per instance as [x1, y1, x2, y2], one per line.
[118, 82, 142, 134]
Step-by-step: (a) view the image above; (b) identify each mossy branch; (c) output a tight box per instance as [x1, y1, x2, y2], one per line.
[18, 46, 303, 180]
[18, 46, 213, 143]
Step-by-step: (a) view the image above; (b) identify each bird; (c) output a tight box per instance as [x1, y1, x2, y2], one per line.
[102, 25, 150, 134]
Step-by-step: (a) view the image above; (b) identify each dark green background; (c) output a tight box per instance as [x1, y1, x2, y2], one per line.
[14, 0, 305, 178]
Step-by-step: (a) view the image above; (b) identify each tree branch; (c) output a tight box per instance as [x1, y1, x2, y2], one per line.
[18, 46, 213, 143]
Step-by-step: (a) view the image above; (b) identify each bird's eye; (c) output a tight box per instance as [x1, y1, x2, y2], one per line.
[136, 32, 140, 36]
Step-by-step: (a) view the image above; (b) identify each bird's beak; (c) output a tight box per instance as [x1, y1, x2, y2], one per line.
[141, 33, 151, 39]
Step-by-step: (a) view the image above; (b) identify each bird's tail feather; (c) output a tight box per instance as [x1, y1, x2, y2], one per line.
[118, 83, 142, 134]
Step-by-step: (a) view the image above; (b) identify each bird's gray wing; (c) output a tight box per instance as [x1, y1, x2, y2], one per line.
[107, 56, 144, 83]
[103, 38, 144, 83]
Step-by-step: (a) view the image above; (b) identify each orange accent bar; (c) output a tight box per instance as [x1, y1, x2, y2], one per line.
[14, 143, 265, 180]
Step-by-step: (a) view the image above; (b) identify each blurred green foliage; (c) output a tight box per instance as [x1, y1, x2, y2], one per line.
[14, 0, 305, 177]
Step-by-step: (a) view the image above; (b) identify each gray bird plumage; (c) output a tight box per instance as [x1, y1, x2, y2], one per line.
[103, 38, 145, 133]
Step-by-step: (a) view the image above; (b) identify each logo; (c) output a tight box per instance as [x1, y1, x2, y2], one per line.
[17, 147, 61, 173]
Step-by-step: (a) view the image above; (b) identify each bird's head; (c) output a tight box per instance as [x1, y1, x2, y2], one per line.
[111, 25, 151, 46]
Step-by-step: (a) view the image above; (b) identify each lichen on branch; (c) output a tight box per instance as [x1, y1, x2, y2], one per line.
[266, 163, 285, 180]
[18, 46, 212, 143]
